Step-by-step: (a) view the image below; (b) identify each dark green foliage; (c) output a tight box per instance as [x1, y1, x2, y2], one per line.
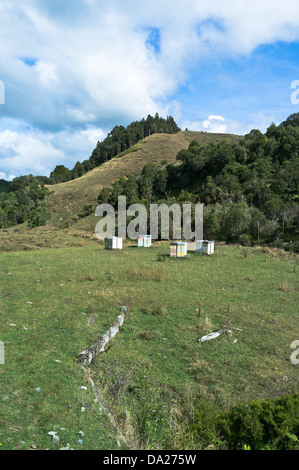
[0, 179, 10, 193]
[28, 204, 50, 227]
[98, 187, 109, 203]
[105, 113, 298, 246]
[50, 165, 71, 184]
[0, 175, 51, 228]
[106, 163, 168, 207]
[190, 398, 219, 447]
[189, 393, 299, 450]
[78, 203, 95, 219]
[218, 393, 299, 450]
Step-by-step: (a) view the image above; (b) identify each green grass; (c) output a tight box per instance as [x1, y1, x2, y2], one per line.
[0, 244, 298, 449]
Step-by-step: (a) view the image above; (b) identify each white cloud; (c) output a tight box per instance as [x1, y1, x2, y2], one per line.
[35, 61, 59, 87]
[182, 111, 283, 136]
[0, 129, 64, 175]
[0, 0, 298, 175]
[203, 115, 226, 133]
[0, 124, 107, 176]
[182, 115, 228, 134]
[1, 0, 297, 130]
[0, 171, 16, 181]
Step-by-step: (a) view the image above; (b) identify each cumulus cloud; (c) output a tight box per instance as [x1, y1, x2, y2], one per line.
[0, 171, 16, 181]
[182, 111, 283, 136]
[203, 116, 226, 133]
[0, 0, 299, 176]
[0, 124, 107, 177]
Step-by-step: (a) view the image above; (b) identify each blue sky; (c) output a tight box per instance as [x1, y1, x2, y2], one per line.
[0, 0, 298, 179]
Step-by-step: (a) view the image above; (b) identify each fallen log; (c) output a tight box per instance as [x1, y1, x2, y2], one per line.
[77, 305, 127, 367]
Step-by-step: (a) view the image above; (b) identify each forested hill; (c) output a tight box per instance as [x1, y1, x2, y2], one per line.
[45, 130, 241, 222]
[48, 114, 180, 184]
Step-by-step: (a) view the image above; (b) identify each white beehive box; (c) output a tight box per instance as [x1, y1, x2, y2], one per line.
[138, 235, 152, 247]
[143, 235, 152, 247]
[202, 240, 214, 255]
[105, 237, 123, 250]
[170, 241, 187, 257]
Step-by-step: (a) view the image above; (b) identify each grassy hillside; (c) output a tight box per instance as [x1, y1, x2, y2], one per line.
[45, 131, 242, 224]
[0, 244, 298, 450]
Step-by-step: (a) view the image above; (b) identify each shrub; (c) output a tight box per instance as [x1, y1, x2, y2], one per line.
[217, 393, 299, 450]
[28, 204, 50, 227]
[188, 393, 299, 450]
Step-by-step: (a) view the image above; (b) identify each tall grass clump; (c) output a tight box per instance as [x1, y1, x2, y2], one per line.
[126, 265, 168, 282]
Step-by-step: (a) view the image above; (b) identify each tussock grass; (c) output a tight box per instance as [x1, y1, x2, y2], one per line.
[152, 305, 168, 316]
[199, 316, 214, 334]
[278, 282, 291, 292]
[126, 265, 168, 282]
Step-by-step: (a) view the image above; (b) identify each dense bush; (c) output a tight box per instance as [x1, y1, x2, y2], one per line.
[218, 393, 299, 450]
[0, 175, 51, 228]
[190, 393, 299, 450]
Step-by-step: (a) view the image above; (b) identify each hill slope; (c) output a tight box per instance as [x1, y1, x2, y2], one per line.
[45, 130, 242, 223]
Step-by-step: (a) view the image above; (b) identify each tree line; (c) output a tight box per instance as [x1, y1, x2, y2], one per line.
[101, 113, 299, 249]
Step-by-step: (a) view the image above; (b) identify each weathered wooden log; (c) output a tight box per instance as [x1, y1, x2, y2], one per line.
[77, 306, 127, 367]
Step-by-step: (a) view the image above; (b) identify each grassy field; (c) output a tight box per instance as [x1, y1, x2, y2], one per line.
[0, 242, 298, 450]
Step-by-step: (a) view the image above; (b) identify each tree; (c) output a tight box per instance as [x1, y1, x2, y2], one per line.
[28, 204, 50, 227]
[263, 196, 284, 222]
[249, 209, 267, 241]
[50, 165, 71, 183]
[221, 202, 250, 242]
[98, 187, 109, 204]
[203, 205, 220, 240]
